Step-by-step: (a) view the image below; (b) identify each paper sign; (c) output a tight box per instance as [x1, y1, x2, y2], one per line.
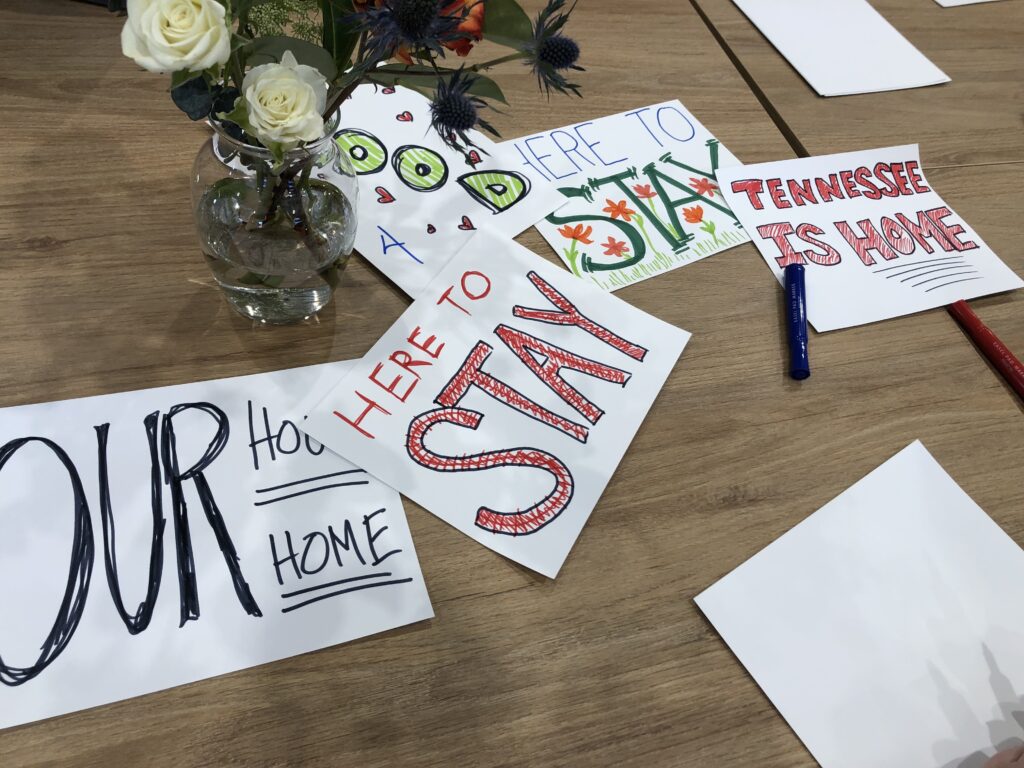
[337, 84, 564, 297]
[730, 0, 950, 96]
[935, 0, 1004, 6]
[717, 144, 1023, 331]
[504, 102, 749, 290]
[695, 441, 1024, 768]
[301, 229, 690, 578]
[0, 363, 432, 730]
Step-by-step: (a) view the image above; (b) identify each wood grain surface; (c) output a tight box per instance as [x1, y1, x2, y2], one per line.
[0, 1, 1021, 766]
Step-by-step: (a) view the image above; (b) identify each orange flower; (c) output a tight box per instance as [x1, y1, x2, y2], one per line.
[632, 184, 657, 199]
[682, 206, 704, 224]
[601, 237, 630, 258]
[443, 0, 485, 56]
[690, 177, 718, 197]
[603, 199, 636, 222]
[558, 223, 594, 244]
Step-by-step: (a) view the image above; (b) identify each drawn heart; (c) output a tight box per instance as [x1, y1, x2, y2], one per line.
[427, 224, 436, 234]
[467, 149, 482, 167]
[396, 111, 413, 122]
[375, 186, 395, 204]
[382, 86, 396, 94]
[457, 215, 475, 231]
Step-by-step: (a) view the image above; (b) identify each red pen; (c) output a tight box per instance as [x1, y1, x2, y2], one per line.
[947, 300, 1024, 402]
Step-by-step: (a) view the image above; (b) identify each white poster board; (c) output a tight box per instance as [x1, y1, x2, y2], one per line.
[696, 441, 1024, 768]
[717, 144, 1023, 331]
[301, 230, 690, 578]
[0, 362, 433, 729]
[338, 84, 564, 297]
[504, 101, 748, 291]
[730, 0, 950, 96]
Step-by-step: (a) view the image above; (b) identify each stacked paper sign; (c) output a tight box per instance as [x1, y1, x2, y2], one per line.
[0, 362, 432, 730]
[503, 101, 750, 291]
[300, 229, 691, 578]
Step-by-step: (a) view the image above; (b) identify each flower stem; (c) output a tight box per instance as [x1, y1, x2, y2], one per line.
[634, 214, 666, 259]
[468, 52, 529, 72]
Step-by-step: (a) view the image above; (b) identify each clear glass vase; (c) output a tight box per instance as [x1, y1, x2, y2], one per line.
[191, 116, 358, 324]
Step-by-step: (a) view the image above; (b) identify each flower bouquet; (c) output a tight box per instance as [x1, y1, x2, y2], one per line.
[116, 0, 584, 323]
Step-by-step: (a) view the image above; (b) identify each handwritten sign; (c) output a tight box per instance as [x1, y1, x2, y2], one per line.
[717, 144, 1024, 331]
[0, 362, 432, 730]
[301, 230, 690, 577]
[503, 101, 748, 290]
[337, 84, 564, 297]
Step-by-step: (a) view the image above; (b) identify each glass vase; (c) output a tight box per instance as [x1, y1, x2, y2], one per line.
[191, 116, 358, 324]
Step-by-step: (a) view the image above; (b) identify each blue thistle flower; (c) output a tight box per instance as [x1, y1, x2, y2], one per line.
[353, 0, 471, 63]
[523, 0, 584, 97]
[429, 68, 499, 155]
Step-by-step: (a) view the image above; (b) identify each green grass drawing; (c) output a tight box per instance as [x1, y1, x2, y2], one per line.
[590, 228, 747, 291]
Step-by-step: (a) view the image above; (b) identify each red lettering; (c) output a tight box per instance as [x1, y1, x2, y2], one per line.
[905, 160, 930, 194]
[839, 170, 861, 199]
[787, 179, 817, 206]
[730, 179, 766, 210]
[407, 326, 445, 359]
[889, 162, 914, 196]
[894, 210, 955, 253]
[436, 342, 589, 442]
[814, 174, 843, 203]
[460, 270, 491, 300]
[513, 271, 649, 362]
[405, 407, 574, 535]
[766, 178, 791, 209]
[923, 207, 978, 252]
[854, 166, 882, 200]
[872, 163, 900, 197]
[333, 391, 391, 439]
[834, 218, 901, 266]
[756, 222, 804, 268]
[879, 216, 916, 255]
[794, 223, 842, 266]
[494, 325, 629, 425]
[436, 285, 470, 315]
[369, 360, 420, 403]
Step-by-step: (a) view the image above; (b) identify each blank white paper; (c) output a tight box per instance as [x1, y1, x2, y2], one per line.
[935, 0, 1005, 6]
[696, 441, 1024, 768]
[730, 0, 950, 96]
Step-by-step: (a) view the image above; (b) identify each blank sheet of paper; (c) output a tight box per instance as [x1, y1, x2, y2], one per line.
[730, 0, 950, 96]
[695, 441, 1024, 768]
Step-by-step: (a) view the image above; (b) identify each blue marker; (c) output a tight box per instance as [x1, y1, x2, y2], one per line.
[785, 263, 810, 380]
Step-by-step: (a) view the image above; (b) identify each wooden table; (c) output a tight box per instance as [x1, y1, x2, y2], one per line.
[0, 1, 1020, 766]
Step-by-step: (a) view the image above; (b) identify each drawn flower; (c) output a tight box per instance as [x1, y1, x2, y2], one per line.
[632, 183, 657, 199]
[682, 205, 704, 224]
[603, 199, 636, 222]
[601, 237, 630, 258]
[557, 223, 593, 244]
[690, 177, 718, 197]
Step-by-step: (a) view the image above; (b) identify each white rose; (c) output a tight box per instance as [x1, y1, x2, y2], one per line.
[121, 0, 231, 74]
[240, 51, 329, 150]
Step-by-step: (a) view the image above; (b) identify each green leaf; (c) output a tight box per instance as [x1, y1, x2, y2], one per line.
[244, 36, 338, 81]
[321, 0, 359, 75]
[482, 0, 534, 50]
[171, 76, 213, 121]
[170, 70, 202, 89]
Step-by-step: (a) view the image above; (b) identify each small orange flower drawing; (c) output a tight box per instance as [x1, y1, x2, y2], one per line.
[682, 206, 704, 224]
[601, 237, 630, 258]
[632, 184, 657, 199]
[690, 177, 718, 197]
[557, 223, 594, 244]
[603, 199, 637, 222]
